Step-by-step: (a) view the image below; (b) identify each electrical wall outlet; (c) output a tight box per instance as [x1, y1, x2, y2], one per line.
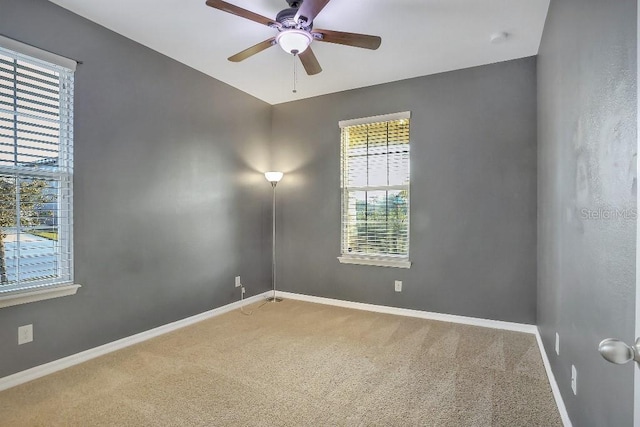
[235, 276, 241, 288]
[571, 365, 577, 395]
[555, 332, 560, 355]
[18, 324, 33, 345]
[394, 280, 402, 292]
[241, 287, 246, 295]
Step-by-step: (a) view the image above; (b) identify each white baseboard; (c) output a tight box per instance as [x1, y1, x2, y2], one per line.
[0, 291, 270, 392]
[534, 329, 572, 427]
[276, 291, 538, 333]
[276, 291, 571, 427]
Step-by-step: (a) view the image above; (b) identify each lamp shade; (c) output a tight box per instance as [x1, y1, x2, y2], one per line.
[276, 30, 312, 54]
[265, 171, 284, 183]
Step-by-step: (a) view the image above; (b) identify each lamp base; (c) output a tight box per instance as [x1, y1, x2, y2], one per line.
[266, 296, 283, 303]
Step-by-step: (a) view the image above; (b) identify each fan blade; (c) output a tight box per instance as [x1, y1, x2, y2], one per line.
[206, 0, 280, 28]
[313, 29, 382, 50]
[228, 38, 276, 62]
[294, 0, 331, 26]
[298, 47, 322, 75]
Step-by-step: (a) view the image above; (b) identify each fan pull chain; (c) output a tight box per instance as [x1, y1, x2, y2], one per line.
[292, 51, 298, 94]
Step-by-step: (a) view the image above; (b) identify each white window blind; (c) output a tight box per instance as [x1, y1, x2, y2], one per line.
[0, 42, 74, 293]
[340, 112, 410, 266]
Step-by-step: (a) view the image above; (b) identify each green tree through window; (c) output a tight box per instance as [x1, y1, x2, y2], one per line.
[0, 178, 54, 284]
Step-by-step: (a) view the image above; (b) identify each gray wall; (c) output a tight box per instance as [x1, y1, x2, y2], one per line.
[537, 0, 637, 425]
[0, 0, 272, 378]
[271, 57, 538, 324]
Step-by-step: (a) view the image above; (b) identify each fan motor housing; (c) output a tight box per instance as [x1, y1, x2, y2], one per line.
[285, 0, 302, 8]
[276, 7, 313, 31]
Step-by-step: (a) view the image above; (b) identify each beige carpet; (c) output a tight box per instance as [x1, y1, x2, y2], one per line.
[0, 300, 562, 426]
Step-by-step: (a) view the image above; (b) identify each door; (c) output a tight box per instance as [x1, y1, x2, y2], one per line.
[636, 7, 639, 424]
[599, 7, 640, 424]
[633, 7, 640, 427]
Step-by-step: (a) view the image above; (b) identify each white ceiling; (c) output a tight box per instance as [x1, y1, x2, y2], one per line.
[49, 0, 550, 105]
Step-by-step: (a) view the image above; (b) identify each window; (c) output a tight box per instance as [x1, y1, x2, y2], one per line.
[0, 36, 78, 307]
[339, 112, 411, 268]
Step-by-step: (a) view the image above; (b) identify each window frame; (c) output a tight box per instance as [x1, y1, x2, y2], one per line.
[338, 111, 412, 269]
[0, 36, 79, 308]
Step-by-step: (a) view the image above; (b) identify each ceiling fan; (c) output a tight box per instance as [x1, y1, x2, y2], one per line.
[205, 0, 382, 75]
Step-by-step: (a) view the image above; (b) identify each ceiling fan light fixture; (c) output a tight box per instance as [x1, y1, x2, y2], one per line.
[276, 29, 312, 55]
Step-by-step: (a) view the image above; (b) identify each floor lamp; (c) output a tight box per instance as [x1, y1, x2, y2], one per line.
[265, 171, 284, 302]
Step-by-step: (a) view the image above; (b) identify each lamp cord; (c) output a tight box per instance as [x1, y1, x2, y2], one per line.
[240, 181, 279, 315]
[240, 290, 268, 315]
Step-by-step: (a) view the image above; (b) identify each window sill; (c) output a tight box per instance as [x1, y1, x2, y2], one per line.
[338, 256, 412, 269]
[0, 284, 81, 309]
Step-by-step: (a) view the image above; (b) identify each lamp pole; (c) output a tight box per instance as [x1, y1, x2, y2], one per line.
[265, 172, 284, 302]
